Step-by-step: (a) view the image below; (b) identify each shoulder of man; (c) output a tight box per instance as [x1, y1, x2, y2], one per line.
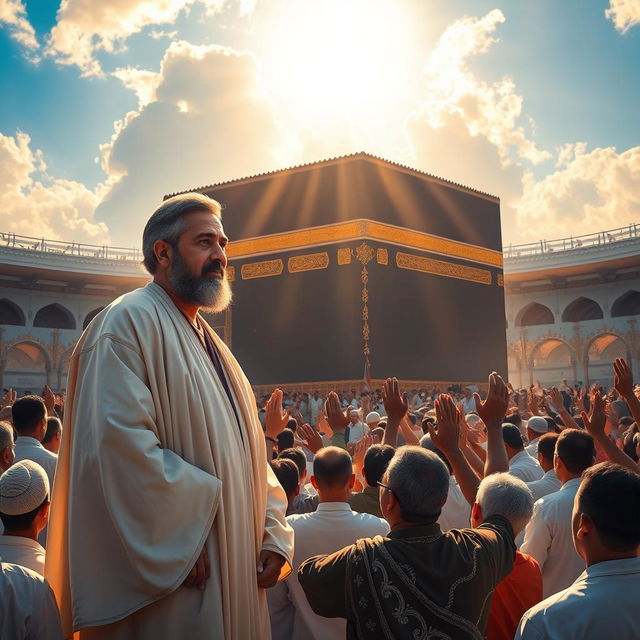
[516, 586, 575, 638]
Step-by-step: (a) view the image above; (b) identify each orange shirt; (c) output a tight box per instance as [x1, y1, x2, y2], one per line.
[487, 551, 543, 640]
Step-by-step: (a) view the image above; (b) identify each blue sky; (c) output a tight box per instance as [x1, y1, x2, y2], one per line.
[0, 0, 638, 245]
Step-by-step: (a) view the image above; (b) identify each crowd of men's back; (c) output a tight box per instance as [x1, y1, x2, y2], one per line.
[2, 359, 640, 639]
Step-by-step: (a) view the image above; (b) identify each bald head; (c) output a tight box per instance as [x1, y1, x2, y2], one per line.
[0, 421, 14, 473]
[313, 446, 353, 488]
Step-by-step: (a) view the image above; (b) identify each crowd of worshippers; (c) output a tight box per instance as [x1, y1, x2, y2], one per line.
[264, 359, 640, 639]
[1, 362, 640, 639]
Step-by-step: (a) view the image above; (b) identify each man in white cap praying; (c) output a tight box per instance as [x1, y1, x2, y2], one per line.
[46, 193, 293, 640]
[0, 459, 49, 575]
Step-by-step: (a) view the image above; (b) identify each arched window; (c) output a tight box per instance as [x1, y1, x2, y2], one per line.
[561, 297, 603, 323]
[5, 342, 48, 371]
[83, 307, 105, 330]
[33, 303, 76, 330]
[0, 298, 26, 325]
[515, 302, 554, 327]
[611, 291, 640, 317]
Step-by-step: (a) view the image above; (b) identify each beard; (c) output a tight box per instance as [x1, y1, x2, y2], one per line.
[169, 248, 233, 313]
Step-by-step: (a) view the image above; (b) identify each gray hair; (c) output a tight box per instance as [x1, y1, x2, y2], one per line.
[0, 421, 14, 450]
[385, 446, 449, 522]
[476, 472, 534, 535]
[142, 193, 222, 274]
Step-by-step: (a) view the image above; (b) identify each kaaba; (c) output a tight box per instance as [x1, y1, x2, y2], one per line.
[166, 153, 507, 390]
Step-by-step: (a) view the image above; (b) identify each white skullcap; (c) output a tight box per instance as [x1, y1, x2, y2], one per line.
[527, 416, 549, 434]
[365, 411, 381, 424]
[466, 413, 483, 426]
[349, 409, 360, 417]
[0, 460, 50, 515]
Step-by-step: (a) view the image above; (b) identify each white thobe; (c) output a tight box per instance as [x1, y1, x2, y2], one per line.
[268, 502, 389, 640]
[527, 469, 561, 502]
[0, 536, 45, 575]
[346, 422, 369, 444]
[521, 478, 584, 597]
[309, 398, 324, 424]
[0, 562, 62, 639]
[516, 557, 640, 639]
[525, 437, 541, 458]
[509, 450, 544, 483]
[13, 437, 57, 489]
[439, 476, 471, 531]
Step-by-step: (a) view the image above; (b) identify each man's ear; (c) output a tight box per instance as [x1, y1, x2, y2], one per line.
[575, 512, 592, 541]
[471, 502, 482, 526]
[310, 475, 318, 490]
[348, 473, 356, 489]
[154, 240, 172, 268]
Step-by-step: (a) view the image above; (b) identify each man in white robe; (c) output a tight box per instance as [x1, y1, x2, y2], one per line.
[46, 193, 294, 639]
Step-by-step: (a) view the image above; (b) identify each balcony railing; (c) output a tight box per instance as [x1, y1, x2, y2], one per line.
[503, 223, 640, 259]
[2, 222, 640, 264]
[0, 232, 142, 262]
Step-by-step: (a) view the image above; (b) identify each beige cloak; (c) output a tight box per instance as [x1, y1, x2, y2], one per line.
[45, 282, 294, 639]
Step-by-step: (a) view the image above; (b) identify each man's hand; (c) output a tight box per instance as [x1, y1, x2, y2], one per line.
[265, 389, 289, 440]
[1, 388, 16, 408]
[614, 357, 634, 398]
[183, 546, 210, 590]
[581, 390, 606, 440]
[528, 391, 541, 416]
[381, 377, 408, 425]
[546, 387, 564, 413]
[43, 385, 56, 416]
[431, 394, 462, 456]
[299, 423, 323, 454]
[574, 387, 586, 414]
[325, 392, 350, 433]
[257, 550, 286, 589]
[474, 372, 509, 428]
[353, 434, 373, 471]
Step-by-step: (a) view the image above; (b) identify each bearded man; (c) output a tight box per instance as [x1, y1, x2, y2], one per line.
[46, 193, 294, 639]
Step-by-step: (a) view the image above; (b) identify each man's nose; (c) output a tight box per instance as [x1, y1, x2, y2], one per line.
[211, 244, 228, 268]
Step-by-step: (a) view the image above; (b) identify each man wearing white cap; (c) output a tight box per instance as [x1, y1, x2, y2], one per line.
[365, 411, 381, 429]
[345, 409, 369, 447]
[0, 460, 50, 575]
[525, 417, 548, 457]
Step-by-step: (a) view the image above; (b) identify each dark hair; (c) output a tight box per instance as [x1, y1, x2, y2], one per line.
[619, 416, 635, 429]
[43, 416, 62, 444]
[537, 432, 559, 464]
[622, 430, 639, 462]
[269, 458, 299, 498]
[370, 427, 385, 440]
[279, 447, 306, 480]
[544, 416, 557, 433]
[276, 428, 295, 453]
[363, 444, 395, 487]
[578, 462, 640, 552]
[506, 413, 522, 428]
[555, 429, 595, 475]
[0, 497, 48, 531]
[313, 447, 353, 488]
[502, 424, 524, 450]
[286, 418, 298, 432]
[11, 396, 46, 434]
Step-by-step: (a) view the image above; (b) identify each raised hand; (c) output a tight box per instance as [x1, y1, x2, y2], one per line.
[473, 372, 509, 428]
[353, 434, 374, 471]
[1, 388, 16, 408]
[574, 387, 586, 414]
[431, 394, 462, 455]
[265, 388, 290, 440]
[381, 377, 408, 425]
[614, 357, 634, 397]
[546, 387, 564, 413]
[299, 423, 323, 454]
[581, 390, 606, 439]
[43, 385, 56, 416]
[528, 391, 541, 416]
[325, 392, 350, 433]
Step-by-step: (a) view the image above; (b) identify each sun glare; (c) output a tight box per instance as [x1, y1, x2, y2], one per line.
[258, 0, 418, 126]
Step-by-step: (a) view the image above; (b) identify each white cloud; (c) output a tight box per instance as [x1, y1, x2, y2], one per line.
[513, 144, 640, 238]
[0, 132, 109, 242]
[605, 0, 640, 33]
[94, 40, 284, 244]
[0, 0, 38, 50]
[414, 9, 550, 167]
[112, 67, 162, 108]
[46, 0, 227, 76]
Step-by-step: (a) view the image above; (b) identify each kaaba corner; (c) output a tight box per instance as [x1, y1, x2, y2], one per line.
[166, 152, 507, 390]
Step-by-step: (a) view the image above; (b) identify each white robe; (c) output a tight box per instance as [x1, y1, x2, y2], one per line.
[45, 282, 294, 639]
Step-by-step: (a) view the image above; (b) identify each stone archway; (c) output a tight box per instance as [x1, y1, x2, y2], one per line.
[2, 339, 52, 394]
[528, 337, 575, 387]
[585, 333, 629, 388]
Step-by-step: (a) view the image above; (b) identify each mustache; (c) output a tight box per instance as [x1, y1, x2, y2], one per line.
[202, 261, 225, 276]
